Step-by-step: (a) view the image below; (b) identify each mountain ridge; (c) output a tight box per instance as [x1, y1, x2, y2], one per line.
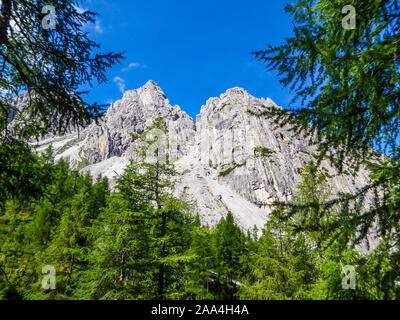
[29, 80, 375, 244]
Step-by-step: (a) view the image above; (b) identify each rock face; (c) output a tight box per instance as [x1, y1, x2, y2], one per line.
[82, 80, 196, 163]
[30, 80, 373, 233]
[5, 91, 88, 139]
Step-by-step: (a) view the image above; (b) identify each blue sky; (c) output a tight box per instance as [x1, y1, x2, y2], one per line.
[80, 0, 295, 119]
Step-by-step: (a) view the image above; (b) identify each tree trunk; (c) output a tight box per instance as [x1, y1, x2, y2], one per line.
[67, 258, 73, 285]
[119, 252, 126, 283]
[0, 264, 9, 284]
[0, 0, 12, 44]
[158, 211, 166, 299]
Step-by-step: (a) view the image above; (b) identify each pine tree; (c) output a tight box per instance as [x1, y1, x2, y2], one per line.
[83, 118, 196, 300]
[182, 215, 214, 300]
[0, 0, 123, 139]
[242, 162, 358, 299]
[0, 0, 123, 207]
[210, 212, 247, 299]
[81, 192, 148, 299]
[253, 0, 400, 298]
[253, 0, 399, 168]
[27, 171, 110, 299]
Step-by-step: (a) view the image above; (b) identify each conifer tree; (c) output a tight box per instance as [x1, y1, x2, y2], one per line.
[0, 0, 123, 205]
[84, 118, 195, 300]
[253, 0, 400, 298]
[182, 215, 214, 300]
[242, 162, 354, 299]
[210, 212, 246, 299]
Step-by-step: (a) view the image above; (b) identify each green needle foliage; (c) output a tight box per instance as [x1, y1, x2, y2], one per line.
[1, 151, 397, 299]
[241, 162, 399, 300]
[0, 148, 110, 299]
[0, 0, 123, 208]
[253, 0, 400, 297]
[2, 0, 400, 301]
[81, 118, 197, 300]
[0, 0, 124, 139]
[0, 118, 250, 300]
[253, 0, 399, 166]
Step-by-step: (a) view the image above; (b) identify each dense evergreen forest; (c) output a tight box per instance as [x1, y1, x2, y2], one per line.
[0, 140, 398, 299]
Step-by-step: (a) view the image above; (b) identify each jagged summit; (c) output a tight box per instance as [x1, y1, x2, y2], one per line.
[199, 86, 278, 116]
[137, 80, 165, 97]
[119, 81, 273, 121]
[223, 86, 250, 97]
[144, 79, 160, 87]
[119, 80, 167, 110]
[123, 80, 163, 94]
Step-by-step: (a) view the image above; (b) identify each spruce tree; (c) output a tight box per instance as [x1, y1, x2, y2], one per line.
[242, 162, 356, 299]
[0, 0, 123, 205]
[84, 118, 195, 300]
[210, 212, 246, 299]
[253, 0, 400, 297]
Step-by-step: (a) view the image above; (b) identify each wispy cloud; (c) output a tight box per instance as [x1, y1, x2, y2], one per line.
[73, 5, 104, 34]
[122, 62, 140, 72]
[94, 20, 104, 34]
[122, 62, 146, 72]
[113, 76, 126, 93]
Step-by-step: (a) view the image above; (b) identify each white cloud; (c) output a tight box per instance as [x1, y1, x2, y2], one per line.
[122, 62, 141, 72]
[122, 62, 147, 72]
[113, 76, 126, 93]
[94, 20, 103, 34]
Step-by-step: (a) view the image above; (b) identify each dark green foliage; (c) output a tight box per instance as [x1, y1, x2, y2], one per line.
[1, 0, 399, 300]
[218, 160, 247, 177]
[211, 212, 247, 299]
[78, 118, 196, 300]
[0, 0, 123, 209]
[0, 0, 124, 139]
[0, 140, 52, 207]
[80, 193, 149, 299]
[253, 0, 400, 299]
[253, 0, 399, 167]
[1, 154, 398, 300]
[181, 215, 215, 300]
[180, 212, 250, 300]
[242, 162, 399, 300]
[253, 146, 275, 158]
[0, 148, 110, 299]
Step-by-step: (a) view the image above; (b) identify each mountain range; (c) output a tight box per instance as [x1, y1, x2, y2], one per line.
[29, 80, 373, 235]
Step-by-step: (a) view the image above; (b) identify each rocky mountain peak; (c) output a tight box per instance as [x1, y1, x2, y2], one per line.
[199, 86, 271, 119]
[118, 80, 168, 110]
[223, 86, 250, 97]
